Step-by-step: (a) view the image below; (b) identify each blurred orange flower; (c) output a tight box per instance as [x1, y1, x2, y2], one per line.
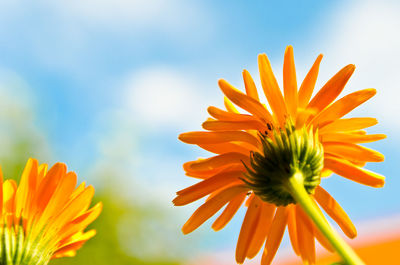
[0, 158, 102, 265]
[174, 46, 385, 264]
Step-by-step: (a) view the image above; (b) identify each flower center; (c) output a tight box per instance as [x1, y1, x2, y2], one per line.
[244, 121, 324, 206]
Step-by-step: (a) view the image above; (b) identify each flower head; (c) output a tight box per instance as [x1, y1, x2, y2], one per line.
[174, 46, 385, 264]
[0, 158, 102, 265]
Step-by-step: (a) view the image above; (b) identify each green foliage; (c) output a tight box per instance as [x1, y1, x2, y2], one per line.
[51, 191, 181, 265]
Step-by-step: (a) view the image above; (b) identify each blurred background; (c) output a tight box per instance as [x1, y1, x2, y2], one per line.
[0, 0, 399, 264]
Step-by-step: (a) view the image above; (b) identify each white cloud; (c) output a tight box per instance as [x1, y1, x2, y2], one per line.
[314, 0, 400, 130]
[45, 0, 212, 35]
[0, 0, 214, 75]
[28, 0, 215, 45]
[124, 66, 213, 130]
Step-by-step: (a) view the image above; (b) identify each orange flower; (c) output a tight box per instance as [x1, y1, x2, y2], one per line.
[174, 46, 385, 264]
[0, 158, 102, 265]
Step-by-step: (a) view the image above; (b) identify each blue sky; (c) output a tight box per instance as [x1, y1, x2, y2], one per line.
[0, 0, 399, 263]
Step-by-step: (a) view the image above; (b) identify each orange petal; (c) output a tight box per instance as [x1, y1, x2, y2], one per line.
[37, 163, 48, 188]
[324, 156, 385, 187]
[311, 89, 376, 126]
[0, 166, 3, 217]
[243, 70, 260, 101]
[66, 184, 95, 218]
[314, 186, 357, 238]
[321, 132, 386, 144]
[236, 196, 263, 263]
[179, 131, 259, 148]
[307, 64, 355, 113]
[312, 221, 334, 252]
[224, 97, 239, 113]
[258, 54, 287, 125]
[347, 130, 367, 135]
[320, 117, 378, 133]
[34, 163, 67, 214]
[15, 158, 38, 219]
[296, 205, 316, 264]
[197, 142, 252, 155]
[35, 172, 78, 233]
[202, 119, 267, 131]
[283, 45, 298, 117]
[174, 170, 244, 206]
[185, 164, 246, 179]
[53, 230, 97, 258]
[295, 108, 317, 129]
[188, 152, 249, 172]
[323, 142, 384, 163]
[287, 205, 300, 256]
[58, 202, 103, 243]
[182, 184, 248, 234]
[69, 182, 86, 201]
[3, 179, 17, 215]
[43, 185, 95, 239]
[212, 191, 247, 231]
[219, 79, 273, 123]
[207, 106, 258, 121]
[298, 54, 323, 108]
[261, 207, 288, 265]
[247, 202, 276, 259]
[245, 193, 254, 207]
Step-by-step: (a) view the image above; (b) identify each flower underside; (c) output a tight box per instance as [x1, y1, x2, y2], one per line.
[0, 159, 102, 265]
[175, 45, 386, 265]
[244, 121, 324, 206]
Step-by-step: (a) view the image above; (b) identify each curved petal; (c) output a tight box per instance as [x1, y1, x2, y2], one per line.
[0, 166, 3, 216]
[219, 79, 273, 123]
[202, 120, 267, 132]
[235, 196, 263, 263]
[283, 45, 298, 117]
[287, 205, 300, 256]
[243, 70, 260, 101]
[258, 54, 287, 125]
[247, 202, 276, 259]
[207, 106, 258, 121]
[321, 132, 386, 144]
[4, 179, 17, 215]
[296, 205, 316, 264]
[323, 142, 384, 162]
[197, 142, 252, 155]
[174, 170, 244, 206]
[182, 184, 248, 234]
[224, 97, 239, 113]
[307, 64, 355, 113]
[15, 158, 38, 219]
[261, 207, 288, 265]
[179, 131, 260, 148]
[311, 89, 376, 126]
[312, 222, 334, 252]
[212, 192, 247, 231]
[298, 54, 323, 108]
[324, 156, 385, 187]
[320, 117, 378, 133]
[187, 153, 249, 172]
[314, 186, 357, 238]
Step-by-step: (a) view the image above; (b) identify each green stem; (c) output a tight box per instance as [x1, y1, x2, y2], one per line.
[286, 172, 365, 265]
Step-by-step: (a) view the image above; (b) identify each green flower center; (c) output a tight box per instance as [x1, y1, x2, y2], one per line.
[244, 121, 324, 206]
